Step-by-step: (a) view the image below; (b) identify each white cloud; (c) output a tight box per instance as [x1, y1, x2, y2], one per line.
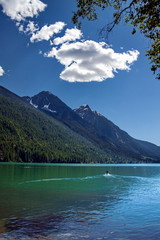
[52, 28, 83, 45]
[0, 0, 139, 83]
[25, 21, 39, 34]
[44, 47, 57, 58]
[17, 23, 24, 32]
[30, 21, 66, 42]
[18, 21, 39, 35]
[45, 40, 139, 82]
[0, 66, 5, 76]
[0, 0, 47, 21]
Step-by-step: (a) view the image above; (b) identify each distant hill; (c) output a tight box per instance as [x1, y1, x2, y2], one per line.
[0, 85, 160, 163]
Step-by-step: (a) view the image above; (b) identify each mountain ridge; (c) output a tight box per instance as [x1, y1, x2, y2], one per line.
[0, 85, 160, 163]
[22, 91, 117, 153]
[0, 87, 110, 163]
[75, 104, 160, 160]
[23, 89, 160, 162]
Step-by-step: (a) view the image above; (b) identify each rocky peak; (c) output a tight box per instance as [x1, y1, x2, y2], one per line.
[74, 104, 93, 119]
[28, 91, 61, 111]
[25, 90, 83, 122]
[74, 104, 103, 119]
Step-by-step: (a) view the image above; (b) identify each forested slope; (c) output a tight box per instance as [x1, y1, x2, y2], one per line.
[0, 94, 111, 163]
[1, 86, 159, 164]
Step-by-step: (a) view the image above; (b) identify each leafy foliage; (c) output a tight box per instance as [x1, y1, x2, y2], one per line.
[73, 0, 160, 79]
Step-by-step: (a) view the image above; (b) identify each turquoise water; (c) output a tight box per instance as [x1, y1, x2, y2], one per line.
[0, 163, 160, 239]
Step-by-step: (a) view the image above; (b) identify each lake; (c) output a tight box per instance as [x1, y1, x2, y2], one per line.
[0, 163, 160, 240]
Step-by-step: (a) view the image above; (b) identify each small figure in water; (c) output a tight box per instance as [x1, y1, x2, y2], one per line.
[104, 170, 110, 176]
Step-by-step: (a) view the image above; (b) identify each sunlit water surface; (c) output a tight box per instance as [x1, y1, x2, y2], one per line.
[0, 163, 160, 240]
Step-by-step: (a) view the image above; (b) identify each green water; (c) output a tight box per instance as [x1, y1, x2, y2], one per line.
[0, 163, 160, 239]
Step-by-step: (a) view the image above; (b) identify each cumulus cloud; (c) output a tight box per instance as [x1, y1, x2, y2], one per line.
[0, 0, 46, 21]
[30, 21, 66, 42]
[52, 28, 83, 45]
[0, 0, 139, 83]
[0, 66, 5, 76]
[45, 40, 139, 82]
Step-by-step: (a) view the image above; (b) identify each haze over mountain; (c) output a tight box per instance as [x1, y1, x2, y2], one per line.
[1, 86, 160, 163]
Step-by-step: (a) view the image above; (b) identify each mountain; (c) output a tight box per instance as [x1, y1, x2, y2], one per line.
[0, 85, 24, 103]
[23, 91, 79, 121]
[22, 91, 117, 152]
[23, 90, 160, 162]
[0, 86, 111, 163]
[1, 86, 160, 163]
[74, 105, 160, 161]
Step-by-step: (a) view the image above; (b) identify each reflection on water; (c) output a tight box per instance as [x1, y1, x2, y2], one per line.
[0, 163, 160, 239]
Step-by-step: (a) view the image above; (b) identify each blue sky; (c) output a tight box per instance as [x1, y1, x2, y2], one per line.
[0, 0, 159, 146]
